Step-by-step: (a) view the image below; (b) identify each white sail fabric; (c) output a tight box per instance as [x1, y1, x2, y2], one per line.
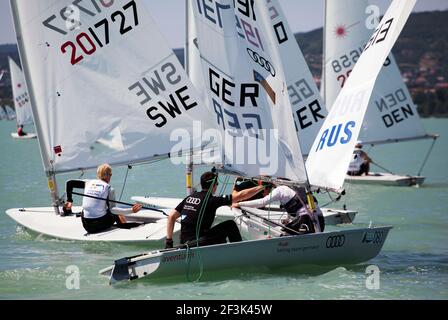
[11, 0, 214, 174]
[262, 0, 327, 155]
[190, 0, 306, 181]
[4, 105, 16, 120]
[323, 0, 427, 145]
[306, 0, 417, 190]
[9, 57, 34, 126]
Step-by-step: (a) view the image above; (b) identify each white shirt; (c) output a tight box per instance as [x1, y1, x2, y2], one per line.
[348, 149, 364, 172]
[81, 179, 134, 219]
[238, 185, 297, 208]
[239, 185, 323, 233]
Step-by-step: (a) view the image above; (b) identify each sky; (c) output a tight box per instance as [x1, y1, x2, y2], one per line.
[1, 0, 447, 48]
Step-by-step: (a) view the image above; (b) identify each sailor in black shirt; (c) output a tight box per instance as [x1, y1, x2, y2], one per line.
[165, 172, 264, 248]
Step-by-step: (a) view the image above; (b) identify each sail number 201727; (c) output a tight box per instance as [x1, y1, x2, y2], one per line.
[42, 0, 139, 66]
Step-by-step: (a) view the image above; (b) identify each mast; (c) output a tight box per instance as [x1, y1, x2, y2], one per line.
[185, 0, 194, 195]
[10, 0, 60, 214]
[184, 0, 193, 196]
[322, 0, 327, 104]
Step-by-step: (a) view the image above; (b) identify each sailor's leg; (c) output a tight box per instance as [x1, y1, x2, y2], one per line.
[206, 220, 243, 243]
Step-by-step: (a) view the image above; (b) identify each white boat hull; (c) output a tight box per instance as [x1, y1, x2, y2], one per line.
[346, 172, 425, 186]
[5, 207, 179, 244]
[131, 196, 357, 225]
[10, 132, 37, 139]
[100, 226, 392, 284]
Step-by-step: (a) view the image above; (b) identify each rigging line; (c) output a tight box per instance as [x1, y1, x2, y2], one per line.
[70, 191, 167, 215]
[371, 160, 395, 175]
[119, 165, 131, 202]
[417, 137, 438, 176]
[321, 190, 336, 208]
[218, 175, 230, 196]
[186, 176, 216, 282]
[240, 208, 302, 236]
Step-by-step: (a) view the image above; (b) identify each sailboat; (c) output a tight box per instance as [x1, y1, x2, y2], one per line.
[4, 105, 16, 120]
[9, 57, 37, 139]
[322, 0, 438, 187]
[99, 0, 414, 284]
[6, 0, 217, 244]
[0, 106, 7, 120]
[132, 0, 357, 227]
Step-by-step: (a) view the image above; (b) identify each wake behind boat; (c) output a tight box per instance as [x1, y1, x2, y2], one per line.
[100, 225, 392, 284]
[10, 132, 37, 139]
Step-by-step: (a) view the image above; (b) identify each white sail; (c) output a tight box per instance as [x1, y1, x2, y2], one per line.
[9, 57, 34, 126]
[323, 0, 429, 145]
[10, 0, 214, 174]
[261, 0, 327, 155]
[306, 0, 417, 190]
[190, 0, 306, 182]
[96, 125, 125, 151]
[4, 105, 16, 120]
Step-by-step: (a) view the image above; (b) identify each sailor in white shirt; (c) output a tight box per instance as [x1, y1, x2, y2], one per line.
[63, 163, 142, 233]
[234, 184, 324, 234]
[347, 141, 372, 176]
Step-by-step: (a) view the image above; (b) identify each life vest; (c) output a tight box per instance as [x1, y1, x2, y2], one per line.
[82, 179, 111, 219]
[282, 186, 307, 215]
[348, 149, 364, 172]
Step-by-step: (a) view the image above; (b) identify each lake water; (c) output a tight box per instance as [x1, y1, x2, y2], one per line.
[0, 119, 447, 300]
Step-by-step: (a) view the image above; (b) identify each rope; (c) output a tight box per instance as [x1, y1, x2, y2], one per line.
[185, 175, 217, 282]
[417, 137, 437, 176]
[119, 165, 132, 201]
[70, 191, 167, 215]
[371, 161, 395, 175]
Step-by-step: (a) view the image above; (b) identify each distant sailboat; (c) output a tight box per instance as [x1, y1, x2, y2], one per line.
[100, 0, 414, 284]
[0, 106, 7, 120]
[4, 105, 16, 120]
[9, 57, 37, 139]
[6, 0, 216, 243]
[322, 0, 438, 186]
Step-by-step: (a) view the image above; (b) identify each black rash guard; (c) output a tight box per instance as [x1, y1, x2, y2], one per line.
[175, 191, 232, 243]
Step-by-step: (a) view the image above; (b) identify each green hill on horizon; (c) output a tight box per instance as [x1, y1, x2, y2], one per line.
[1, 10, 447, 117]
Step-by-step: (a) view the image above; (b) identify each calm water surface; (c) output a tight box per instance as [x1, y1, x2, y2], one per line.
[0, 119, 447, 299]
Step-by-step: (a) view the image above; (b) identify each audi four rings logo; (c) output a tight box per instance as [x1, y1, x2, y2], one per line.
[326, 235, 346, 248]
[247, 48, 276, 77]
[186, 197, 201, 205]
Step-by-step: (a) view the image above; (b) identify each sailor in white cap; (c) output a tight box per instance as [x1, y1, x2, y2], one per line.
[347, 141, 372, 176]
